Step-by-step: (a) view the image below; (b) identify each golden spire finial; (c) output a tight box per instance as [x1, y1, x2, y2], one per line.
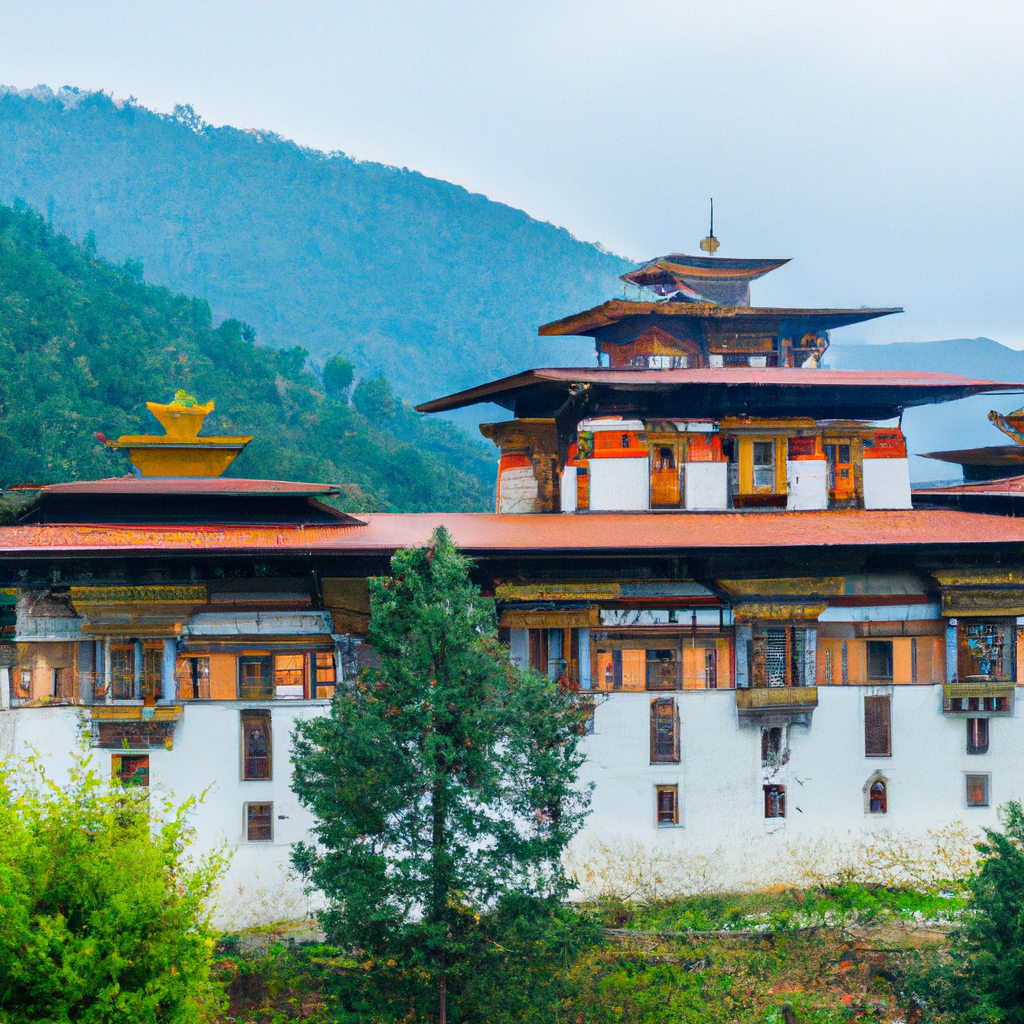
[700, 198, 720, 255]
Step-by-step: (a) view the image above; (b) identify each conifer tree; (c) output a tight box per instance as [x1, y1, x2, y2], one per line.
[291, 527, 590, 1022]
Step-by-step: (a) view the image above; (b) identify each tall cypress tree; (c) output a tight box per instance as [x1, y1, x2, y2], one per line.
[291, 527, 591, 1022]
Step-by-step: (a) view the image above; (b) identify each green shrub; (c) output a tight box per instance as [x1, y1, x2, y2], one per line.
[0, 751, 225, 1024]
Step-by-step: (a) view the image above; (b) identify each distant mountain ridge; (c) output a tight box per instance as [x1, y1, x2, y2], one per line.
[826, 337, 1024, 482]
[0, 86, 630, 402]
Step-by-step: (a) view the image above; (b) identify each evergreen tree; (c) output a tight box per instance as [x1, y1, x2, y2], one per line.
[322, 354, 355, 402]
[908, 801, 1024, 1023]
[291, 527, 591, 1022]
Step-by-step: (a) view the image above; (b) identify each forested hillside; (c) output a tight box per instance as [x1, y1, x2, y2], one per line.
[0, 200, 495, 509]
[0, 86, 629, 401]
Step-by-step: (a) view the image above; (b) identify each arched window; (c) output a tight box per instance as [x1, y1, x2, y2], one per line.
[869, 779, 887, 814]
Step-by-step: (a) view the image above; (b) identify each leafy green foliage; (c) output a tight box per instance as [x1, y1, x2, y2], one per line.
[321, 355, 354, 402]
[906, 801, 1024, 1023]
[214, 885, 940, 1024]
[352, 376, 398, 426]
[618, 884, 965, 935]
[0, 87, 630, 399]
[0, 750, 225, 1023]
[291, 527, 591, 1021]
[0, 200, 495, 509]
[214, 901, 601, 1024]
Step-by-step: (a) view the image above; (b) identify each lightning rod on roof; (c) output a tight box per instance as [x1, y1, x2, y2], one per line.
[700, 198, 720, 256]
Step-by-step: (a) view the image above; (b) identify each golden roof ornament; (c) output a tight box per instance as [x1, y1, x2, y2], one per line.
[699, 198, 720, 256]
[103, 391, 253, 477]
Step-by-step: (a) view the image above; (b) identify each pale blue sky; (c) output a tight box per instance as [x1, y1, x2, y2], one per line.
[1, 0, 1021, 347]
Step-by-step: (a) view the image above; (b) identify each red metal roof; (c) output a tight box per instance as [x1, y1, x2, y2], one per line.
[914, 475, 1024, 496]
[3, 509, 1024, 557]
[538, 300, 902, 337]
[921, 445, 1024, 468]
[416, 366, 1024, 416]
[41, 477, 344, 496]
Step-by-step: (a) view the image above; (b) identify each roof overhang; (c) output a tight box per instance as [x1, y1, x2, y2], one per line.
[4, 509, 1024, 558]
[40, 477, 347, 498]
[920, 446, 1024, 468]
[416, 367, 1024, 421]
[621, 255, 791, 289]
[538, 301, 902, 338]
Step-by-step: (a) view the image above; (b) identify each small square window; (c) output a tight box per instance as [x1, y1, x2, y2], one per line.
[966, 774, 990, 807]
[241, 710, 272, 780]
[967, 718, 989, 755]
[112, 754, 149, 788]
[867, 640, 894, 681]
[246, 802, 274, 842]
[656, 785, 678, 826]
[764, 784, 786, 819]
[239, 656, 273, 699]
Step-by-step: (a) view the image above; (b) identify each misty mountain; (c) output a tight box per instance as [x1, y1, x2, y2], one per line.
[0, 86, 628, 404]
[826, 337, 1024, 482]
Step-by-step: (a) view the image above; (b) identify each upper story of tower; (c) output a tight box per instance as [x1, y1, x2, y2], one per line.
[539, 252, 901, 370]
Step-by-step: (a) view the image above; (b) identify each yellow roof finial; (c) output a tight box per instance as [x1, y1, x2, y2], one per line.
[700, 198, 720, 256]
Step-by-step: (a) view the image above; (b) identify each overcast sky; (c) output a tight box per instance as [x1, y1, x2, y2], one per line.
[1, 1, 1021, 347]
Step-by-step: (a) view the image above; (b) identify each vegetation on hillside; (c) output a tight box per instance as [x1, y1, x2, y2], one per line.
[0, 201, 496, 509]
[0, 86, 629, 399]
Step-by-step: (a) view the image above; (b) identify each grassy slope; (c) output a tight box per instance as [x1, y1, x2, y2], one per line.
[0, 201, 495, 510]
[214, 886, 957, 1023]
[0, 87, 631, 402]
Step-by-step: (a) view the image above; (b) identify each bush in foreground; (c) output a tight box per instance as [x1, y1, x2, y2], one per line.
[0, 751, 225, 1024]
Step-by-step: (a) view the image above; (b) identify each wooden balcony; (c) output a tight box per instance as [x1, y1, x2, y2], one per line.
[943, 677, 1015, 716]
[736, 686, 818, 717]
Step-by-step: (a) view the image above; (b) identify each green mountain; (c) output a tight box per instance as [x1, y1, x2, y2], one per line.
[0, 200, 496, 510]
[0, 86, 630, 404]
[825, 337, 1024, 482]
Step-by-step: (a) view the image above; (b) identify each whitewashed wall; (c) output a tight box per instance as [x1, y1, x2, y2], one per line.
[3, 683, 1012, 925]
[571, 685, 1005, 892]
[0, 701, 330, 930]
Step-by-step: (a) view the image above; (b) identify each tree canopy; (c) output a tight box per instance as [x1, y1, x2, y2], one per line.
[0, 86, 628, 400]
[291, 527, 591, 1021]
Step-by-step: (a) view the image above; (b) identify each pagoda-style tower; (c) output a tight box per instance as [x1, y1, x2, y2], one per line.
[419, 248, 1018, 517]
[540, 252, 900, 371]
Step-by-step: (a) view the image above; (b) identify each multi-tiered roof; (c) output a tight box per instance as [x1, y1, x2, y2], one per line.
[418, 249, 1021, 516]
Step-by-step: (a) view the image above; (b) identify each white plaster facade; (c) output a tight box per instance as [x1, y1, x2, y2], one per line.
[572, 684, 1004, 891]
[0, 658, 1013, 923]
[0, 695, 328, 931]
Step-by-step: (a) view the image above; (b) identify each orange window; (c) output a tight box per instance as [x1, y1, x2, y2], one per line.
[826, 443, 855, 501]
[650, 444, 680, 506]
[314, 652, 336, 699]
[274, 654, 306, 698]
[175, 656, 211, 699]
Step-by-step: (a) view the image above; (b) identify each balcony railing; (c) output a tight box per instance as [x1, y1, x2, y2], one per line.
[943, 676, 1015, 716]
[736, 686, 818, 716]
